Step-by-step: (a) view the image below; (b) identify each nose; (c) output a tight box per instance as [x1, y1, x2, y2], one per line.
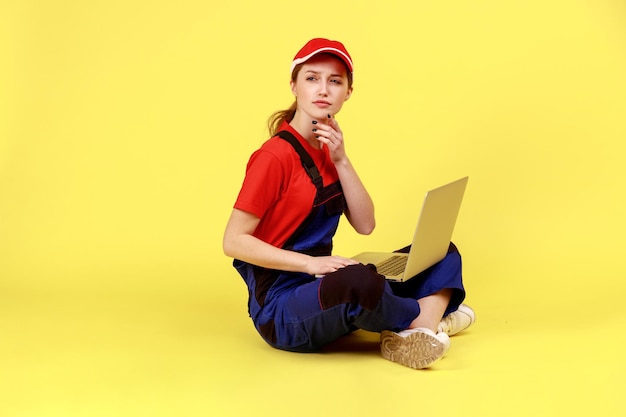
[318, 80, 328, 96]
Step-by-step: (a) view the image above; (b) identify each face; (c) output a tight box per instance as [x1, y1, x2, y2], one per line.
[290, 54, 353, 120]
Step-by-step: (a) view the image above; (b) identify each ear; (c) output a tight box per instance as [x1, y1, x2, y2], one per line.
[345, 87, 353, 101]
[290, 80, 297, 96]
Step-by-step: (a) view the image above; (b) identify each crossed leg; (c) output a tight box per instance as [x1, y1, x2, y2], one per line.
[408, 288, 453, 332]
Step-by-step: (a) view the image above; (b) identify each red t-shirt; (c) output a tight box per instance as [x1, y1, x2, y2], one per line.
[234, 122, 340, 248]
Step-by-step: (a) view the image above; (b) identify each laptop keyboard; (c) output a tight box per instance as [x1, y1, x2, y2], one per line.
[376, 255, 407, 277]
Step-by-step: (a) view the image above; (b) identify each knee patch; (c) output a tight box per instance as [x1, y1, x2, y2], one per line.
[319, 263, 385, 310]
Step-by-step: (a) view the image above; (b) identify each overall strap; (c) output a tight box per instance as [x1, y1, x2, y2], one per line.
[276, 130, 323, 191]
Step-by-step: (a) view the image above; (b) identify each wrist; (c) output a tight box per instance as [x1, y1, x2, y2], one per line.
[296, 253, 314, 274]
[333, 156, 351, 169]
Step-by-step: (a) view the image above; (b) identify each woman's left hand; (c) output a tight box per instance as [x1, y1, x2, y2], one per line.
[315, 115, 347, 164]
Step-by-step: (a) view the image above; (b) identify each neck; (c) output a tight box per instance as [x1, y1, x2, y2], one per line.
[289, 111, 323, 149]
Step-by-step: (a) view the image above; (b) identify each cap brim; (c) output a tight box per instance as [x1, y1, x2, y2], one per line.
[290, 47, 353, 74]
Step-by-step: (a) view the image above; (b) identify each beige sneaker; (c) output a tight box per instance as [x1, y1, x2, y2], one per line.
[380, 327, 446, 369]
[438, 304, 476, 336]
[438, 331, 451, 356]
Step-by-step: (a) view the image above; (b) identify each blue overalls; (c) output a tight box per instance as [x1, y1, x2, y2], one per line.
[234, 131, 466, 352]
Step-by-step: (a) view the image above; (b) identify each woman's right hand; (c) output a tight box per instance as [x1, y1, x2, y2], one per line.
[304, 255, 359, 276]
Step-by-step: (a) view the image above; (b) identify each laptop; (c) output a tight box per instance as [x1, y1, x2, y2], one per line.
[351, 176, 468, 282]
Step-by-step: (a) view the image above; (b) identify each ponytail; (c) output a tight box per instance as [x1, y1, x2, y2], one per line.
[267, 101, 297, 137]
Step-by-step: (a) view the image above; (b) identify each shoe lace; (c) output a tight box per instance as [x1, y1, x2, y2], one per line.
[438, 314, 453, 335]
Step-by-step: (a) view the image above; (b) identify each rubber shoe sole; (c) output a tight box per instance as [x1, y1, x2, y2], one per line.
[380, 328, 445, 369]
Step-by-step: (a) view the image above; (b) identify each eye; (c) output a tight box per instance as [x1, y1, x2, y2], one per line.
[330, 78, 343, 84]
[306, 76, 318, 81]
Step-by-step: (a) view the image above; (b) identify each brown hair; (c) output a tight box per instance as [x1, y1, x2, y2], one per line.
[267, 55, 353, 137]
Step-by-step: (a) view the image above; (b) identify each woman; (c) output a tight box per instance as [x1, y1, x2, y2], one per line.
[223, 38, 475, 369]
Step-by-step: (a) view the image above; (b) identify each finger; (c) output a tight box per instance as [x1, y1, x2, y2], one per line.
[335, 256, 358, 265]
[313, 123, 333, 138]
[336, 260, 358, 270]
[319, 136, 338, 150]
[316, 129, 336, 143]
[327, 114, 342, 132]
[315, 136, 334, 150]
[314, 122, 331, 134]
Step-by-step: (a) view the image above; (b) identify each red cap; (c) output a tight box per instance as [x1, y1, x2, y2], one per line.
[290, 38, 354, 74]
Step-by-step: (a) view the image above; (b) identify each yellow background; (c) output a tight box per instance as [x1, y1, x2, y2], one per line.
[2, 0, 626, 416]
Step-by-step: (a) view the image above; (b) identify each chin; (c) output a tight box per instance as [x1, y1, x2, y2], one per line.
[313, 109, 335, 119]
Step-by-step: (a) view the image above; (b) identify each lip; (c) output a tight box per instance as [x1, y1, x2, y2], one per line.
[313, 100, 331, 108]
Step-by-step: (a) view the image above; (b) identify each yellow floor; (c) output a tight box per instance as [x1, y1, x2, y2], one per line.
[2, 253, 625, 417]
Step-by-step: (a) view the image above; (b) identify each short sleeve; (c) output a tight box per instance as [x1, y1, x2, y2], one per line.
[234, 149, 285, 219]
